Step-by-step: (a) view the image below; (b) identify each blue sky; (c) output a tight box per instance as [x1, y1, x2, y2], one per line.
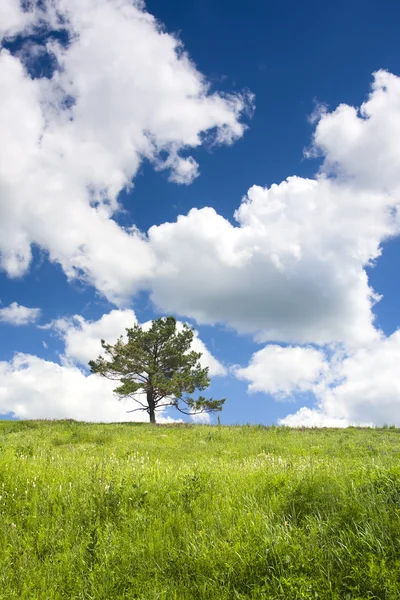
[1, 0, 400, 426]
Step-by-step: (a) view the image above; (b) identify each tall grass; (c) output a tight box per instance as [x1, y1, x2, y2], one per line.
[1, 420, 400, 598]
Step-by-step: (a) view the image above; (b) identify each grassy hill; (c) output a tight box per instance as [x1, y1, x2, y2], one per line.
[1, 420, 400, 599]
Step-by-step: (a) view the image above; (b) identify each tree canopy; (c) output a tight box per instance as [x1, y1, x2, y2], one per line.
[89, 316, 225, 423]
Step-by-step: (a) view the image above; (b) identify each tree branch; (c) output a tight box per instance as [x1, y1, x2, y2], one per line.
[175, 407, 207, 415]
[123, 395, 148, 409]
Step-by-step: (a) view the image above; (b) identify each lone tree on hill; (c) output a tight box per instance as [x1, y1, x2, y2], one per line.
[89, 316, 225, 424]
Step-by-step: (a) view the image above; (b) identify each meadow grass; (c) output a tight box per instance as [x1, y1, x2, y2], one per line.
[1, 421, 400, 599]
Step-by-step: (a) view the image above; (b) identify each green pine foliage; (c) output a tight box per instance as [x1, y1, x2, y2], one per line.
[89, 316, 225, 423]
[1, 421, 400, 599]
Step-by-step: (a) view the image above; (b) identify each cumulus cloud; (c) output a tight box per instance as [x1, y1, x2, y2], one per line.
[0, 0, 250, 303]
[314, 70, 400, 194]
[191, 412, 211, 424]
[0, 352, 181, 422]
[276, 332, 400, 427]
[0, 302, 41, 325]
[279, 407, 349, 428]
[51, 309, 138, 367]
[235, 335, 400, 427]
[0, 353, 136, 421]
[226, 71, 400, 426]
[147, 71, 400, 347]
[147, 179, 390, 346]
[234, 345, 327, 398]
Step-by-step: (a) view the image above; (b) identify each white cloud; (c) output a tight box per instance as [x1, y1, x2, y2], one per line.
[148, 178, 391, 346]
[191, 412, 211, 424]
[0, 302, 41, 325]
[234, 345, 327, 398]
[0, 353, 133, 421]
[190, 330, 227, 377]
[146, 71, 400, 346]
[279, 407, 349, 428]
[280, 332, 400, 427]
[52, 309, 138, 367]
[0, 0, 250, 303]
[0, 0, 36, 40]
[0, 352, 178, 422]
[313, 70, 400, 195]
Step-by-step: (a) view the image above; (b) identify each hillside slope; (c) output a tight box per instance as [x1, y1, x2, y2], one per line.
[1, 420, 400, 599]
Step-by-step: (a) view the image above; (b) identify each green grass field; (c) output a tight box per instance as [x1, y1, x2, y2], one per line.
[1, 420, 400, 599]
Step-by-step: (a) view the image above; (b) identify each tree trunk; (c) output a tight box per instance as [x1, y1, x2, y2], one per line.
[147, 390, 156, 424]
[149, 404, 156, 424]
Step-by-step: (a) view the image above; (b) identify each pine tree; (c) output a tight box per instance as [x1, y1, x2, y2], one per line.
[89, 316, 225, 423]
